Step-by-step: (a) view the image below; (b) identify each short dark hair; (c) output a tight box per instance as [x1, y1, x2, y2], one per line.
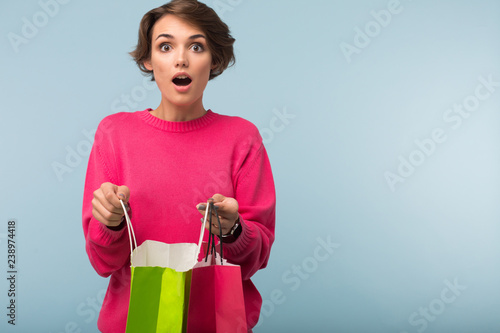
[130, 0, 236, 81]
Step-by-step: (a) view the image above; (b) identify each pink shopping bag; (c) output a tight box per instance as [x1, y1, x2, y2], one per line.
[187, 202, 247, 333]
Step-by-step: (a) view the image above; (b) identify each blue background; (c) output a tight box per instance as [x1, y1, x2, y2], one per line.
[1, 0, 499, 332]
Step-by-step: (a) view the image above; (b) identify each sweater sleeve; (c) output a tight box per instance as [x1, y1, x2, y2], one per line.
[223, 141, 276, 281]
[82, 122, 130, 277]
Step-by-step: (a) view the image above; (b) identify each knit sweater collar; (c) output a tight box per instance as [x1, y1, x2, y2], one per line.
[138, 108, 217, 133]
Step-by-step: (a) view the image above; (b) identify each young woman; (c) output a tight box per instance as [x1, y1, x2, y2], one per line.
[82, 0, 276, 332]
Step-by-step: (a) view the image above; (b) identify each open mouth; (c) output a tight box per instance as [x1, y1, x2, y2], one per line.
[172, 75, 192, 86]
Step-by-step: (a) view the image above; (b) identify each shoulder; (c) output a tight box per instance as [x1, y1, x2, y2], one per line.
[98, 111, 136, 130]
[213, 113, 262, 145]
[93, 111, 145, 145]
[96, 110, 145, 135]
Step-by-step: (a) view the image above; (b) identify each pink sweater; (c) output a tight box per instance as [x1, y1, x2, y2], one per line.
[82, 109, 276, 332]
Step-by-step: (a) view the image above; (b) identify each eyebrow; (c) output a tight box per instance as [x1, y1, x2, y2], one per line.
[155, 33, 206, 41]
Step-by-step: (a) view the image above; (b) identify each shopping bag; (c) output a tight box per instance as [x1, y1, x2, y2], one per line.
[187, 202, 248, 333]
[120, 200, 206, 333]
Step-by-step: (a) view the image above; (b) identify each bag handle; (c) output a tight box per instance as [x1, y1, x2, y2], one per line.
[196, 201, 210, 262]
[120, 200, 137, 259]
[120, 199, 207, 263]
[204, 201, 224, 265]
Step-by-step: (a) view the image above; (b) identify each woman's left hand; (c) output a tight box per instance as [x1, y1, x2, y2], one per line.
[196, 194, 239, 235]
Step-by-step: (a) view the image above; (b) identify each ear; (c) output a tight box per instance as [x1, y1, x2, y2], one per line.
[211, 61, 218, 71]
[144, 59, 153, 71]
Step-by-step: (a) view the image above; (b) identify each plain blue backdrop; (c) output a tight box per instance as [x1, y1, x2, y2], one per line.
[1, 0, 499, 332]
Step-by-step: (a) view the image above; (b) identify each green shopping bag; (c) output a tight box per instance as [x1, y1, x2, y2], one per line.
[120, 200, 206, 333]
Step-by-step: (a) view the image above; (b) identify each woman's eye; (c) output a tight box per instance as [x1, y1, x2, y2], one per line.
[160, 44, 171, 52]
[191, 44, 204, 52]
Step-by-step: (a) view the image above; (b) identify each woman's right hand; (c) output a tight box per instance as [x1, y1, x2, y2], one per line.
[92, 182, 130, 227]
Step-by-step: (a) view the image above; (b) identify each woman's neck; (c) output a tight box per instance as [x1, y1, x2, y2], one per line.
[151, 97, 206, 122]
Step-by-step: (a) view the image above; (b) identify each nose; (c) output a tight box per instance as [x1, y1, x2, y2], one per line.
[175, 49, 188, 68]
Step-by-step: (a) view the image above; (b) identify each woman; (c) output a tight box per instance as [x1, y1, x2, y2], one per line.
[82, 0, 276, 332]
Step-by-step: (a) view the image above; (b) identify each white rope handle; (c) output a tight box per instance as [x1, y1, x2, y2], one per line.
[120, 199, 137, 258]
[195, 201, 209, 262]
[120, 199, 207, 263]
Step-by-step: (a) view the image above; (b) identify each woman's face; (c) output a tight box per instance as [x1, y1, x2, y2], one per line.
[145, 14, 213, 109]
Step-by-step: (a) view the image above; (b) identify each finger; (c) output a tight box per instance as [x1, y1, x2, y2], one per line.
[212, 195, 238, 211]
[203, 219, 230, 235]
[211, 194, 226, 204]
[94, 187, 123, 215]
[211, 198, 239, 223]
[92, 198, 124, 226]
[203, 214, 232, 235]
[196, 197, 218, 215]
[196, 203, 207, 216]
[116, 185, 130, 204]
[92, 197, 124, 222]
[204, 219, 216, 230]
[198, 198, 233, 233]
[93, 209, 122, 227]
[101, 183, 125, 212]
[205, 204, 227, 222]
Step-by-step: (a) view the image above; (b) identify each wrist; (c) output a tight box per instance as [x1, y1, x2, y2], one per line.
[106, 217, 126, 231]
[220, 218, 242, 243]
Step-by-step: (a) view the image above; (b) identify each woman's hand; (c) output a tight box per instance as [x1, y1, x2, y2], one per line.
[92, 182, 130, 227]
[196, 194, 239, 235]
